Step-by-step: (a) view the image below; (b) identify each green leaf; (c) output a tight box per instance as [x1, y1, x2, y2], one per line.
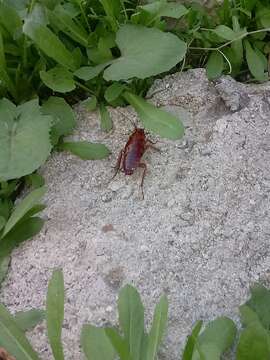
[236, 322, 270, 360]
[14, 309, 45, 332]
[0, 3, 22, 37]
[0, 216, 6, 232]
[198, 317, 236, 354]
[146, 295, 168, 360]
[105, 83, 125, 103]
[46, 269, 65, 360]
[25, 173, 45, 189]
[258, 9, 270, 28]
[103, 24, 186, 81]
[23, 21, 76, 70]
[0, 32, 16, 98]
[99, 104, 113, 132]
[182, 321, 203, 360]
[49, 5, 89, 47]
[231, 16, 243, 66]
[212, 25, 237, 41]
[2, 186, 46, 237]
[244, 40, 266, 81]
[123, 92, 184, 140]
[239, 305, 262, 327]
[206, 51, 224, 80]
[105, 328, 131, 360]
[245, 284, 270, 329]
[40, 66, 75, 93]
[140, 2, 189, 19]
[118, 284, 145, 360]
[74, 63, 110, 81]
[42, 96, 76, 145]
[81, 96, 97, 111]
[81, 325, 115, 360]
[61, 141, 110, 160]
[0, 99, 52, 181]
[0, 255, 10, 288]
[0, 304, 41, 360]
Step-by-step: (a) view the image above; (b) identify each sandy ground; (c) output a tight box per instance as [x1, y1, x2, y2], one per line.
[1, 69, 270, 359]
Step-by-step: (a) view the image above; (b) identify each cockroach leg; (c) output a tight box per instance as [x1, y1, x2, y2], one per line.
[146, 143, 160, 152]
[111, 149, 123, 180]
[138, 162, 147, 199]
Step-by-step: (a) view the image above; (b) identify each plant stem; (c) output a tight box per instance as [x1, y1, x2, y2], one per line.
[189, 27, 270, 52]
[78, 0, 91, 32]
[75, 81, 94, 95]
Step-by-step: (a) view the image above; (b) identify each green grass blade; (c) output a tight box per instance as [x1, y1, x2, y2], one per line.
[46, 269, 65, 360]
[182, 321, 203, 360]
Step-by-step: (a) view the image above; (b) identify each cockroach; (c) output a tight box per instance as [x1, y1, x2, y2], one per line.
[112, 126, 158, 199]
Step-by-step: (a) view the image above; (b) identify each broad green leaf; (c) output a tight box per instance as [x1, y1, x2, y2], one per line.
[49, 5, 88, 47]
[81, 325, 115, 360]
[14, 309, 45, 332]
[3, 186, 46, 237]
[236, 322, 270, 359]
[103, 24, 187, 81]
[105, 328, 131, 360]
[25, 174, 45, 189]
[206, 51, 224, 80]
[258, 9, 270, 28]
[46, 269, 65, 360]
[118, 284, 145, 360]
[0, 216, 6, 232]
[140, 2, 188, 19]
[212, 25, 236, 41]
[40, 66, 75, 93]
[0, 304, 41, 360]
[146, 295, 168, 360]
[246, 284, 270, 329]
[61, 141, 110, 160]
[182, 321, 203, 360]
[25, 3, 49, 26]
[0, 3, 22, 37]
[23, 21, 76, 70]
[0, 99, 52, 181]
[81, 96, 97, 111]
[74, 63, 110, 81]
[239, 305, 262, 327]
[123, 92, 184, 140]
[244, 40, 266, 81]
[105, 83, 125, 103]
[42, 96, 76, 145]
[99, 103, 113, 132]
[198, 317, 236, 354]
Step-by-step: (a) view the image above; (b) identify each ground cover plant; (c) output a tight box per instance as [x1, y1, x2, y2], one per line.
[1, 269, 270, 359]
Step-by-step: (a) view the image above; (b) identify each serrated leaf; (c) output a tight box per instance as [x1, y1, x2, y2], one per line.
[14, 309, 45, 332]
[206, 51, 224, 80]
[212, 25, 236, 40]
[99, 104, 113, 132]
[123, 92, 184, 140]
[74, 63, 110, 81]
[103, 24, 186, 81]
[46, 269, 65, 360]
[245, 40, 266, 81]
[146, 295, 168, 360]
[118, 285, 145, 360]
[61, 141, 110, 160]
[0, 304, 41, 360]
[23, 21, 76, 70]
[40, 66, 75, 93]
[2, 186, 46, 237]
[42, 96, 76, 145]
[182, 321, 203, 360]
[81, 325, 115, 360]
[0, 99, 52, 181]
[104, 83, 125, 103]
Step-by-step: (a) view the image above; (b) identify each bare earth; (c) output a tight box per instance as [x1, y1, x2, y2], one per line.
[1, 69, 270, 359]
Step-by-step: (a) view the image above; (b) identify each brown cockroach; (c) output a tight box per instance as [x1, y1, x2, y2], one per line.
[112, 126, 158, 199]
